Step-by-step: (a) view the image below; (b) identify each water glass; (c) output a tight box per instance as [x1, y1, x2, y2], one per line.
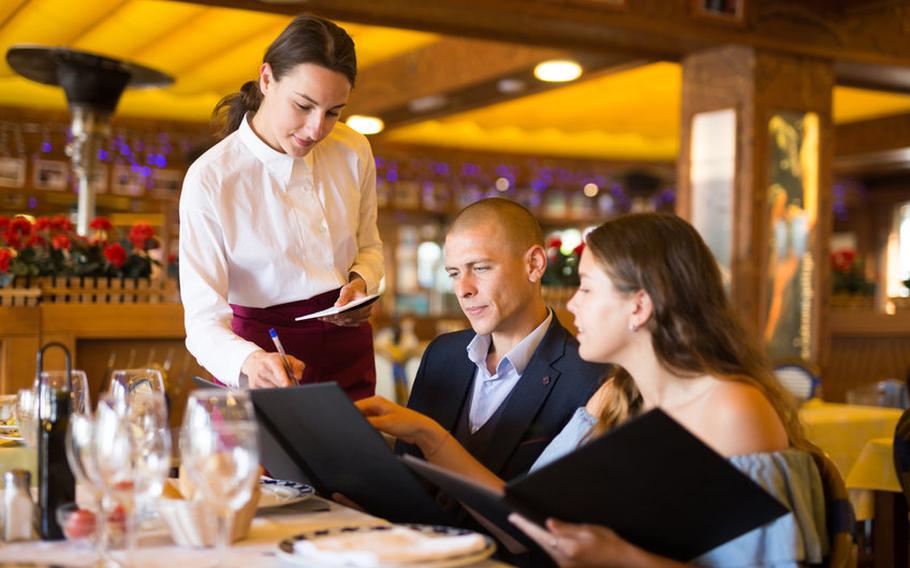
[180, 389, 259, 565]
[15, 388, 37, 448]
[36, 370, 91, 416]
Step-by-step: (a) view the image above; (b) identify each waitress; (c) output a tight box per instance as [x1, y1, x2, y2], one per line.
[179, 15, 382, 399]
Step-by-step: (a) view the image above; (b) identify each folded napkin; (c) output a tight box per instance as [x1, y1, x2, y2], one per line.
[292, 526, 487, 567]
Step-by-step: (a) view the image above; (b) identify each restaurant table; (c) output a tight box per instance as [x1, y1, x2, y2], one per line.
[0, 443, 36, 479]
[800, 401, 906, 567]
[0, 495, 513, 567]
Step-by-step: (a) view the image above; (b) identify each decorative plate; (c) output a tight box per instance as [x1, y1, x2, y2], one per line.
[258, 476, 315, 509]
[277, 523, 496, 568]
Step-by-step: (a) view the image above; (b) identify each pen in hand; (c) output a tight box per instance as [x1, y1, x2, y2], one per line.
[268, 328, 295, 383]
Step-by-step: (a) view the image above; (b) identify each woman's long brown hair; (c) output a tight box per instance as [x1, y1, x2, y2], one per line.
[586, 213, 816, 455]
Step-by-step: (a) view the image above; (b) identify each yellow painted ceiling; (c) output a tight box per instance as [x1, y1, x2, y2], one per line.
[0, 0, 438, 121]
[1, 0, 910, 160]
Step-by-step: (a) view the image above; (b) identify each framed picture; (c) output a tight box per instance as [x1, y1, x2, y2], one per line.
[421, 182, 451, 213]
[690, 0, 746, 25]
[112, 164, 144, 196]
[89, 164, 109, 194]
[150, 169, 183, 198]
[393, 180, 421, 210]
[0, 157, 26, 188]
[33, 159, 69, 191]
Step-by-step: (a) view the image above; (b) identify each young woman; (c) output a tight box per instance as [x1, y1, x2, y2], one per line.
[180, 15, 382, 398]
[358, 212, 828, 566]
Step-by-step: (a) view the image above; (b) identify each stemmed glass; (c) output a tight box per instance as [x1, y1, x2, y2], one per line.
[180, 389, 259, 566]
[15, 388, 37, 448]
[92, 391, 170, 566]
[109, 369, 165, 406]
[36, 370, 91, 416]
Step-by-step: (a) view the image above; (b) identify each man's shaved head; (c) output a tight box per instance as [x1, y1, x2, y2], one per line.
[448, 198, 544, 254]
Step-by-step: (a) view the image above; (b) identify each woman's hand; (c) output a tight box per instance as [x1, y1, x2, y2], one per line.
[355, 396, 447, 452]
[241, 350, 305, 388]
[321, 276, 371, 327]
[509, 514, 665, 568]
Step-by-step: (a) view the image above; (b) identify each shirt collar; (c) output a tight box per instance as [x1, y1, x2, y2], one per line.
[237, 113, 313, 185]
[465, 309, 553, 376]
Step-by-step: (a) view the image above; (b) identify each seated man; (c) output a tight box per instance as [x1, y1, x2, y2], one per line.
[398, 198, 607, 481]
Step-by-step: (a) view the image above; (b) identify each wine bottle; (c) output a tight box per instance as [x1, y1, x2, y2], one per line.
[36, 342, 76, 541]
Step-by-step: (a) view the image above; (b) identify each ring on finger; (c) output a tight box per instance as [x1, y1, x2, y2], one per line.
[550, 537, 559, 549]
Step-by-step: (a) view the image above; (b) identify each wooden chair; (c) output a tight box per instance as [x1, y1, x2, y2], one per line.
[811, 451, 857, 567]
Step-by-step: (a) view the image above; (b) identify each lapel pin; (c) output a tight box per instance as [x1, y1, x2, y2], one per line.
[541, 376, 550, 385]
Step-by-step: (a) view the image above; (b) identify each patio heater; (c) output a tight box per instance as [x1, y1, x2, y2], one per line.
[5, 46, 173, 235]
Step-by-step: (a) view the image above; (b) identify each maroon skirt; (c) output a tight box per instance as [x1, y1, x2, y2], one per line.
[229, 288, 376, 401]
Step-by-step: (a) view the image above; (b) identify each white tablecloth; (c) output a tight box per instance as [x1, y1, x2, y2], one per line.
[0, 496, 511, 567]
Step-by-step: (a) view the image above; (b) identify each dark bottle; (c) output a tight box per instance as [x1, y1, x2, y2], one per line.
[36, 342, 76, 541]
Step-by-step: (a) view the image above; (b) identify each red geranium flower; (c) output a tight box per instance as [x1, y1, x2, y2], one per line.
[103, 242, 127, 268]
[8, 217, 32, 237]
[128, 222, 155, 250]
[89, 217, 113, 232]
[573, 242, 585, 256]
[830, 249, 856, 274]
[34, 217, 51, 231]
[50, 215, 73, 232]
[52, 234, 71, 251]
[0, 217, 9, 232]
[547, 238, 562, 249]
[27, 235, 46, 248]
[0, 248, 13, 273]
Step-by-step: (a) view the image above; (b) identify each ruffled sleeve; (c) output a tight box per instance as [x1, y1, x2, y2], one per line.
[695, 449, 828, 567]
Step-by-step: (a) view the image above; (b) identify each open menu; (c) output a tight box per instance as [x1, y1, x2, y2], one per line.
[402, 408, 789, 561]
[294, 293, 380, 321]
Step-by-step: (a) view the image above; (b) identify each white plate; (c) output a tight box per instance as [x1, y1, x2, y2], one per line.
[258, 476, 314, 509]
[277, 524, 496, 568]
[0, 424, 18, 432]
[0, 433, 24, 443]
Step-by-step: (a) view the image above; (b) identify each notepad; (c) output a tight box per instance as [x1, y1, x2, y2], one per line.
[294, 293, 381, 321]
[402, 408, 789, 561]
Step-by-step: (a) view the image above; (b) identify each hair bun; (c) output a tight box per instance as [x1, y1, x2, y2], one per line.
[240, 81, 262, 109]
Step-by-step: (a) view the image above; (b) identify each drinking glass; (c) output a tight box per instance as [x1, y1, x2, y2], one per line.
[180, 389, 259, 566]
[92, 391, 170, 565]
[36, 370, 91, 416]
[15, 388, 37, 447]
[109, 369, 165, 408]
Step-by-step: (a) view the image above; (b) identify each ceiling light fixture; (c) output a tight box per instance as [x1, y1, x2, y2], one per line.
[408, 94, 447, 113]
[346, 115, 384, 135]
[533, 59, 583, 83]
[583, 183, 599, 197]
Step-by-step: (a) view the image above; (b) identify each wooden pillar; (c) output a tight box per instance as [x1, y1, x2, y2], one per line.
[677, 45, 834, 365]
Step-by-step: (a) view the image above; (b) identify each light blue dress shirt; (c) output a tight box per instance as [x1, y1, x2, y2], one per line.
[465, 311, 553, 433]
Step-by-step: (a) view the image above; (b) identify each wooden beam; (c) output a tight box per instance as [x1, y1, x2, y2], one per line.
[180, 0, 910, 67]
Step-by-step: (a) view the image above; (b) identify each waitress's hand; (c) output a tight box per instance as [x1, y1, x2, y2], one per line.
[320, 276, 372, 327]
[241, 350, 305, 388]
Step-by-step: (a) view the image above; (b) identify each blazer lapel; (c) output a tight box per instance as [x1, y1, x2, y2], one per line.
[477, 319, 568, 475]
[433, 342, 477, 434]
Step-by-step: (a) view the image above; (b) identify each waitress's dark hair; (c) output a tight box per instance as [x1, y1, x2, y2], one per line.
[213, 14, 357, 139]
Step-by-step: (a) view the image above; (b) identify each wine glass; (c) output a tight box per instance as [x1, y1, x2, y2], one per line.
[92, 391, 170, 565]
[15, 388, 37, 448]
[109, 369, 165, 408]
[180, 389, 259, 566]
[36, 370, 91, 416]
[66, 412, 110, 563]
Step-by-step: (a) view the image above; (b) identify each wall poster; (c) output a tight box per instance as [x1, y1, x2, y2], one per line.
[764, 111, 818, 361]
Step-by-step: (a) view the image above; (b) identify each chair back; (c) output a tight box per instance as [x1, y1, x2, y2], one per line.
[810, 451, 857, 567]
[893, 407, 910, 507]
[774, 361, 820, 402]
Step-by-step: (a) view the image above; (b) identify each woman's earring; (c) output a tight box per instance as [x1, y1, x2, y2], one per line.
[628, 322, 638, 332]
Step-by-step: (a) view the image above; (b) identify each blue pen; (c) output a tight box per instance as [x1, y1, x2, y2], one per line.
[268, 328, 295, 382]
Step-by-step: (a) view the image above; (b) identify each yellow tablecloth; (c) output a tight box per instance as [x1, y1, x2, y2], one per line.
[799, 400, 904, 520]
[845, 437, 901, 493]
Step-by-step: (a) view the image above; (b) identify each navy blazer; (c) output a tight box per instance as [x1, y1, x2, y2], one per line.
[397, 315, 608, 480]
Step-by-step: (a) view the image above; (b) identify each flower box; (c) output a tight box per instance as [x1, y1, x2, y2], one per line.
[0, 276, 178, 306]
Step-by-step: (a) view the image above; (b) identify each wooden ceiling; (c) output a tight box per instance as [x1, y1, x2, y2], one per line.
[1, 0, 909, 161]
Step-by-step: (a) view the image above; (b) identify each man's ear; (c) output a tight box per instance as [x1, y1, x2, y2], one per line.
[526, 245, 547, 283]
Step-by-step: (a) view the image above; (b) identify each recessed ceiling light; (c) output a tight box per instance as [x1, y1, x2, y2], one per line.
[495, 177, 510, 192]
[408, 94, 447, 113]
[346, 115, 384, 135]
[533, 59, 583, 83]
[583, 183, 599, 197]
[497, 78, 526, 94]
